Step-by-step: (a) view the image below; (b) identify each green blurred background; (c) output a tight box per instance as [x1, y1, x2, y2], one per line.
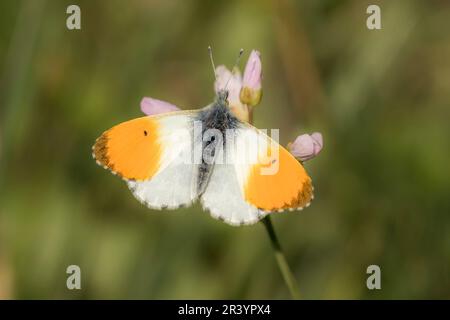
[1, 0, 449, 299]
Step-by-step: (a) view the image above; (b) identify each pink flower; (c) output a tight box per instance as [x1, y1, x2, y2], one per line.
[214, 65, 251, 121]
[242, 50, 262, 90]
[214, 65, 243, 111]
[140, 97, 180, 116]
[240, 50, 262, 106]
[213, 50, 263, 121]
[288, 132, 323, 162]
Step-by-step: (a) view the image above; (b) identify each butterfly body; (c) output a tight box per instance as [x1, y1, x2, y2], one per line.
[93, 90, 313, 226]
[196, 91, 239, 195]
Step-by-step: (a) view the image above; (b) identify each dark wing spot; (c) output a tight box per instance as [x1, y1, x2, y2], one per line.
[144, 130, 148, 136]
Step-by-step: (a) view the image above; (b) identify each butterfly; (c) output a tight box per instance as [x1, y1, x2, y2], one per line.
[92, 57, 313, 226]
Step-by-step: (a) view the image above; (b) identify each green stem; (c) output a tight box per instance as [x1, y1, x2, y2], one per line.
[262, 216, 301, 299]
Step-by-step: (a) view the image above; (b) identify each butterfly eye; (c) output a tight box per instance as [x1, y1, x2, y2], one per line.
[144, 130, 148, 136]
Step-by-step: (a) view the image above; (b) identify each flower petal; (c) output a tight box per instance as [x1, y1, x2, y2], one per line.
[240, 50, 262, 106]
[140, 97, 180, 116]
[311, 132, 323, 154]
[214, 65, 242, 103]
[288, 133, 323, 162]
[214, 65, 249, 121]
[242, 50, 262, 90]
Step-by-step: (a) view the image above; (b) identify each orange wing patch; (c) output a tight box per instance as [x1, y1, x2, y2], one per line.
[93, 116, 162, 181]
[244, 144, 313, 211]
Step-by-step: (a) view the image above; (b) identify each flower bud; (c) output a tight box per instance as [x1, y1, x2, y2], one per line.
[288, 132, 323, 162]
[240, 50, 262, 106]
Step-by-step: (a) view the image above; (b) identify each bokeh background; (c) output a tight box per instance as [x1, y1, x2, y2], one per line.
[1, 0, 449, 299]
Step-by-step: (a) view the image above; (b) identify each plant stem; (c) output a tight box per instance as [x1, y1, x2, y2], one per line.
[262, 216, 301, 299]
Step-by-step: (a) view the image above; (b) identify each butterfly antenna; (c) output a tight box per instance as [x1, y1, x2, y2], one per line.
[224, 48, 244, 90]
[208, 46, 217, 81]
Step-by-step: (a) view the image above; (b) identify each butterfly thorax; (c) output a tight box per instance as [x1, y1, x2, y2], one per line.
[198, 93, 238, 133]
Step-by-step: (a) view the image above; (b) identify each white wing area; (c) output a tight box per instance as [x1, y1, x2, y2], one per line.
[127, 112, 200, 209]
[200, 129, 268, 225]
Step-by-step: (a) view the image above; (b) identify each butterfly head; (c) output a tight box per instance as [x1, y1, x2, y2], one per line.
[217, 89, 229, 105]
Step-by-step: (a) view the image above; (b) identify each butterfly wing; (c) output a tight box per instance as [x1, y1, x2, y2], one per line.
[200, 144, 266, 225]
[93, 111, 201, 209]
[200, 122, 313, 225]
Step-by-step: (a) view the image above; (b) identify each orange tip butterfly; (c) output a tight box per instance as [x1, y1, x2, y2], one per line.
[92, 51, 313, 226]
